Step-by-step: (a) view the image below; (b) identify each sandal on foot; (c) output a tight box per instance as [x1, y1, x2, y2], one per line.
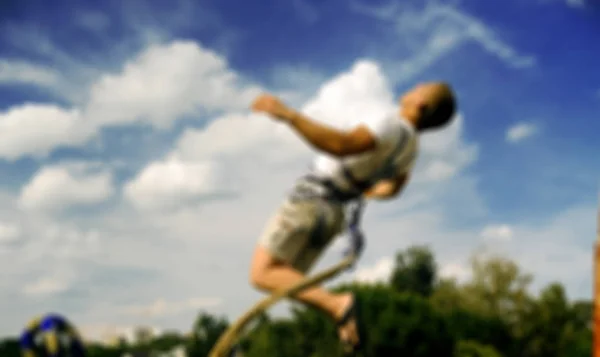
[336, 294, 362, 353]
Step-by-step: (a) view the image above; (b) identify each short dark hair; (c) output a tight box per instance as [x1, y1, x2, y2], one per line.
[416, 83, 456, 131]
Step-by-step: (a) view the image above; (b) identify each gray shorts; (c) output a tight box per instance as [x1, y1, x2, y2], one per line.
[258, 180, 346, 273]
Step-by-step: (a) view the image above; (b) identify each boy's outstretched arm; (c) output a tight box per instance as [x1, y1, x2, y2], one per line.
[251, 94, 377, 157]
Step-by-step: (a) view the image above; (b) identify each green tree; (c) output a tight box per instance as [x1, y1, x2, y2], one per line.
[0, 338, 20, 357]
[244, 319, 305, 357]
[441, 307, 512, 356]
[390, 245, 437, 297]
[0, 245, 592, 357]
[571, 300, 593, 330]
[430, 256, 527, 357]
[245, 284, 455, 357]
[186, 312, 229, 357]
[86, 342, 125, 357]
[431, 277, 467, 311]
[354, 284, 454, 357]
[433, 252, 593, 357]
[518, 283, 591, 357]
[461, 254, 533, 322]
[148, 331, 185, 352]
[454, 340, 503, 357]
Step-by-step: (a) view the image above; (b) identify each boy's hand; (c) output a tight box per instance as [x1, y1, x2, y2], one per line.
[251, 94, 294, 121]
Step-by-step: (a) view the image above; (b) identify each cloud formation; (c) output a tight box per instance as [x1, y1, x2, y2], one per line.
[0, 41, 261, 162]
[0, 0, 593, 341]
[18, 163, 114, 212]
[506, 122, 539, 143]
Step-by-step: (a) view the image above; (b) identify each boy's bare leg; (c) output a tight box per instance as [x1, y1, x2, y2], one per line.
[249, 246, 359, 346]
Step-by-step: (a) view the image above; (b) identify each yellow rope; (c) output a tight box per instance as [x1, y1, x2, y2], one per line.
[208, 254, 357, 357]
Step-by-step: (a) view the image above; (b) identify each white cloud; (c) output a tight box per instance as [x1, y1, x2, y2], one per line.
[0, 59, 62, 88]
[301, 61, 396, 126]
[123, 158, 225, 211]
[18, 164, 114, 212]
[22, 276, 71, 297]
[566, 0, 585, 8]
[14, 222, 101, 267]
[0, 25, 106, 104]
[0, 40, 262, 162]
[0, 222, 21, 244]
[439, 262, 471, 282]
[506, 122, 538, 143]
[351, 2, 535, 83]
[351, 202, 594, 297]
[418, 115, 477, 182]
[508, 205, 593, 287]
[19, 249, 90, 298]
[481, 224, 514, 242]
[0, 104, 91, 160]
[124, 110, 306, 211]
[173, 113, 304, 163]
[85, 41, 260, 129]
[354, 257, 394, 283]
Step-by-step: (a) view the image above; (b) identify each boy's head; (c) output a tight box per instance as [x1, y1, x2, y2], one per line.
[400, 82, 457, 131]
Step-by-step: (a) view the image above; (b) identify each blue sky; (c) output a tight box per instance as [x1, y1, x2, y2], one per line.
[0, 0, 598, 341]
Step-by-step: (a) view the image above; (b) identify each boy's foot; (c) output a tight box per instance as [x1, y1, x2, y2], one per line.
[335, 293, 360, 353]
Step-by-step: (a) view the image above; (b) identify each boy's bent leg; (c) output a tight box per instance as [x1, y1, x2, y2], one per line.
[250, 245, 350, 318]
[250, 198, 349, 316]
[249, 198, 359, 347]
[250, 244, 359, 348]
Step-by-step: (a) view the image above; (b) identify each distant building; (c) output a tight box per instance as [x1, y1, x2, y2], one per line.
[97, 325, 162, 346]
[121, 345, 188, 357]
